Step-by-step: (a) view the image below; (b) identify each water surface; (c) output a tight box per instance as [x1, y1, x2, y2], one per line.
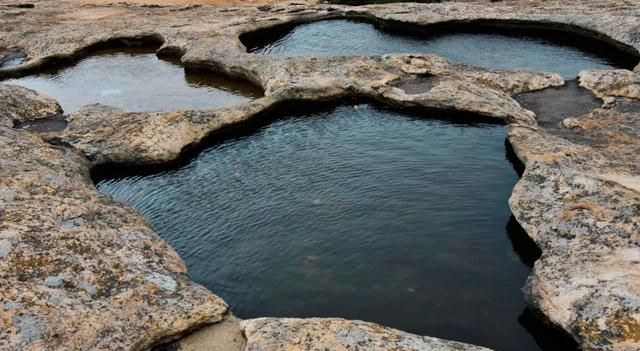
[96, 104, 565, 351]
[4, 48, 262, 113]
[246, 19, 623, 78]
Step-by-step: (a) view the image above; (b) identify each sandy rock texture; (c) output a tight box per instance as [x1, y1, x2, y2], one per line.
[241, 318, 494, 351]
[579, 69, 640, 100]
[0, 124, 228, 350]
[509, 72, 640, 350]
[0, 84, 61, 127]
[0, 0, 639, 350]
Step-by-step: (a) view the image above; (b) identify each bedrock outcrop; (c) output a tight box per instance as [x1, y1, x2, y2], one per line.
[240, 318, 493, 351]
[508, 71, 640, 350]
[0, 124, 228, 350]
[0, 84, 61, 127]
[1, 0, 640, 350]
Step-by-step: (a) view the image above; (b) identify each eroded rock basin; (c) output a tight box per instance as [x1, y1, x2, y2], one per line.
[3, 47, 262, 113]
[96, 104, 574, 351]
[244, 19, 630, 79]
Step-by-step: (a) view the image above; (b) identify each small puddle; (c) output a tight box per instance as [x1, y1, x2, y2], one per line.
[243, 19, 637, 79]
[3, 47, 262, 114]
[0, 49, 26, 68]
[513, 80, 603, 144]
[96, 104, 575, 351]
[14, 114, 67, 133]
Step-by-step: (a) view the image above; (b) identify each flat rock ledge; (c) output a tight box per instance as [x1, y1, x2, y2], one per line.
[509, 71, 640, 351]
[0, 84, 61, 127]
[0, 126, 228, 350]
[1, 0, 640, 350]
[241, 318, 493, 351]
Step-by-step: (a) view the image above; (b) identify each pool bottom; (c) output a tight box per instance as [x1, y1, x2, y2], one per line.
[96, 104, 574, 351]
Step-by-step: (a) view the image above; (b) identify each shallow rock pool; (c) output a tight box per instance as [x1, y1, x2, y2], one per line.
[245, 19, 627, 79]
[96, 104, 574, 351]
[4, 48, 262, 113]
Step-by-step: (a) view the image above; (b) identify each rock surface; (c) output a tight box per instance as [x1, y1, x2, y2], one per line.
[508, 74, 640, 350]
[241, 318, 493, 351]
[0, 84, 61, 127]
[579, 69, 640, 100]
[0, 118, 227, 350]
[0, 0, 639, 350]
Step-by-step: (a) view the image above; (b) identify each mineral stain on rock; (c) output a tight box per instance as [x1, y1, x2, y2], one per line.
[12, 314, 44, 346]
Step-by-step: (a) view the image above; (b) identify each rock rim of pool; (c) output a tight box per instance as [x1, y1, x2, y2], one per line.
[0, 1, 639, 350]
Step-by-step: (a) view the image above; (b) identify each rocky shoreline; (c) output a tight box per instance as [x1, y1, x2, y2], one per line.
[1, 0, 639, 350]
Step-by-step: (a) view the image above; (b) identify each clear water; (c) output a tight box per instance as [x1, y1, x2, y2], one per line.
[247, 19, 620, 79]
[4, 48, 262, 114]
[96, 104, 560, 351]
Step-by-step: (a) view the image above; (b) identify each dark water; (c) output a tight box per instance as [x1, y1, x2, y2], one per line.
[4, 48, 262, 114]
[513, 80, 602, 145]
[96, 104, 566, 351]
[246, 19, 622, 79]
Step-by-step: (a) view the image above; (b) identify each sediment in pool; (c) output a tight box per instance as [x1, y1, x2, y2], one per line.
[2, 45, 263, 114]
[94, 101, 577, 351]
[513, 80, 603, 144]
[14, 114, 67, 133]
[241, 18, 639, 79]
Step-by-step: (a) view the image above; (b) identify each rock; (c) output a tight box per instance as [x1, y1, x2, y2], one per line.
[0, 127, 228, 350]
[0, 84, 61, 127]
[241, 318, 494, 351]
[507, 89, 640, 350]
[160, 314, 246, 351]
[579, 69, 640, 100]
[0, 0, 639, 350]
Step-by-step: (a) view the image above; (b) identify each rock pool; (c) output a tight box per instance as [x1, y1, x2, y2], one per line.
[244, 19, 628, 79]
[96, 104, 574, 351]
[4, 47, 262, 113]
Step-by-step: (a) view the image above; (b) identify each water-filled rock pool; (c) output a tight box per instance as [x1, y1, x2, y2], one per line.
[4, 48, 262, 113]
[244, 19, 628, 79]
[96, 104, 572, 351]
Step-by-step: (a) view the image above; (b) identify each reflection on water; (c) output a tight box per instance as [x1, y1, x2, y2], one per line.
[246, 19, 625, 79]
[4, 48, 262, 113]
[96, 104, 560, 351]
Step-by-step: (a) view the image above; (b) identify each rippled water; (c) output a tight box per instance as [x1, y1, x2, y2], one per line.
[96, 104, 571, 351]
[4, 48, 262, 113]
[246, 19, 623, 79]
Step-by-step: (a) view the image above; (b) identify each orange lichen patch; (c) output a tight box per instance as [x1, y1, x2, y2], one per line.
[575, 311, 640, 346]
[161, 111, 184, 124]
[558, 200, 613, 221]
[528, 151, 568, 164]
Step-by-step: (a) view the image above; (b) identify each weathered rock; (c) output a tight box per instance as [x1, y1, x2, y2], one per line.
[0, 0, 639, 350]
[579, 69, 640, 100]
[0, 126, 228, 350]
[508, 75, 640, 350]
[57, 97, 278, 165]
[241, 318, 494, 351]
[0, 84, 61, 127]
[159, 314, 246, 351]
